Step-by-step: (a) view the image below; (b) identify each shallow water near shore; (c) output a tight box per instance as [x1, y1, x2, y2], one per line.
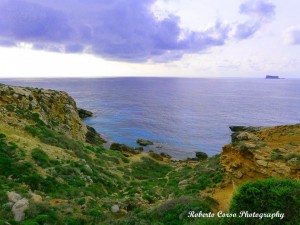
[2, 77, 300, 159]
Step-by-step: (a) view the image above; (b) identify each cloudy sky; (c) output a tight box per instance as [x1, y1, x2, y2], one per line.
[0, 0, 299, 78]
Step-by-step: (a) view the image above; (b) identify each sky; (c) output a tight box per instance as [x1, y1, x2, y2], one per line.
[0, 0, 299, 78]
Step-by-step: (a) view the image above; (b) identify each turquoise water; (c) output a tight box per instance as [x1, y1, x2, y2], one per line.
[2, 77, 300, 159]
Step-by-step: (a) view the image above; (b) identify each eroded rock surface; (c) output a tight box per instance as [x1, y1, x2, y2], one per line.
[222, 124, 300, 187]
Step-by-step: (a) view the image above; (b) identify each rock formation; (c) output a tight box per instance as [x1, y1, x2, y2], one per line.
[6, 192, 29, 222]
[222, 124, 300, 187]
[0, 84, 105, 144]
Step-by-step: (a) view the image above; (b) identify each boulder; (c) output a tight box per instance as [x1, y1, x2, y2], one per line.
[111, 204, 120, 213]
[12, 198, 29, 221]
[256, 160, 268, 167]
[7, 191, 22, 203]
[30, 192, 42, 203]
[136, 139, 154, 146]
[234, 171, 243, 179]
[77, 108, 93, 119]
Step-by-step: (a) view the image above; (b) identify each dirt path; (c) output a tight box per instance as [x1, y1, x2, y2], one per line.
[211, 183, 234, 212]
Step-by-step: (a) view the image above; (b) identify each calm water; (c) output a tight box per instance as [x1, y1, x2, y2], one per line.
[1, 78, 300, 159]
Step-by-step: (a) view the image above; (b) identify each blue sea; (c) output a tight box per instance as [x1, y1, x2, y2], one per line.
[1, 77, 300, 159]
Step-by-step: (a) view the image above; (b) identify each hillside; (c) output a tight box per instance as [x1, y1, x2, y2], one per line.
[0, 83, 299, 224]
[0, 84, 226, 224]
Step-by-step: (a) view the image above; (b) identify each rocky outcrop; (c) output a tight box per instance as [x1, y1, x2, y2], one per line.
[229, 126, 268, 133]
[110, 142, 143, 155]
[86, 125, 106, 145]
[0, 84, 106, 143]
[7, 191, 22, 203]
[78, 108, 93, 119]
[6, 192, 29, 222]
[222, 124, 300, 187]
[12, 198, 29, 221]
[137, 139, 154, 146]
[30, 192, 43, 203]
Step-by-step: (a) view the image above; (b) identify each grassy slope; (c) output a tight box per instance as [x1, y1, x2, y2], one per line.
[0, 111, 225, 224]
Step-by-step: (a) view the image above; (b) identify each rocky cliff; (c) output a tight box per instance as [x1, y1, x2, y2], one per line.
[221, 125, 300, 187]
[0, 83, 101, 143]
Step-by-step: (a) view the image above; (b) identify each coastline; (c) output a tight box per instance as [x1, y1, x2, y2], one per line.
[2, 77, 300, 159]
[0, 82, 299, 224]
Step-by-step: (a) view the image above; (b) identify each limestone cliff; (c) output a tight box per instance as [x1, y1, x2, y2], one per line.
[221, 125, 300, 186]
[0, 83, 88, 141]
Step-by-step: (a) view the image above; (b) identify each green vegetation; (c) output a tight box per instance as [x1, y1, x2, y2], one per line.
[130, 157, 171, 179]
[31, 148, 50, 168]
[195, 151, 208, 160]
[1, 85, 299, 224]
[25, 123, 91, 161]
[0, 128, 226, 224]
[225, 178, 300, 225]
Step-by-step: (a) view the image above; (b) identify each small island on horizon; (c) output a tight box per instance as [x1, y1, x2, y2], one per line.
[265, 75, 284, 79]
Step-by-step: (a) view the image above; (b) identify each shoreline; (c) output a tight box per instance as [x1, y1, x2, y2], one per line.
[83, 116, 203, 160]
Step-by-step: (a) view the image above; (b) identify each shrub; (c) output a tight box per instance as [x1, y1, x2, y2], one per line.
[195, 151, 208, 160]
[25, 125, 39, 137]
[31, 148, 50, 168]
[227, 178, 300, 225]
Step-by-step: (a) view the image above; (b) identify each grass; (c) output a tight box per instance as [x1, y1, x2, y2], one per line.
[130, 157, 172, 180]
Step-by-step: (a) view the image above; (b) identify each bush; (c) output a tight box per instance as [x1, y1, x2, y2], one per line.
[227, 178, 300, 225]
[31, 148, 50, 168]
[195, 151, 208, 160]
[25, 125, 39, 137]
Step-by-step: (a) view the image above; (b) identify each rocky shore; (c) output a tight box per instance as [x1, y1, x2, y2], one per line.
[0, 83, 299, 224]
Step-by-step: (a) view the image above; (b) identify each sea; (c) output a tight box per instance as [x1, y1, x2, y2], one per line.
[1, 77, 300, 159]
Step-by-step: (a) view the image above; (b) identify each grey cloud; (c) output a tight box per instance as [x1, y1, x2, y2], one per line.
[0, 0, 231, 62]
[0, 0, 72, 42]
[0, 0, 273, 62]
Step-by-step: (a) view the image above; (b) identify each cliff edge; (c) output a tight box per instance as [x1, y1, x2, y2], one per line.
[0, 83, 104, 144]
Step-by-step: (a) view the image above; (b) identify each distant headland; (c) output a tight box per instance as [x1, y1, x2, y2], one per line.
[265, 75, 284, 79]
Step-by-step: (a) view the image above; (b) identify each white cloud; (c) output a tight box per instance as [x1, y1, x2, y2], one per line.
[283, 26, 300, 45]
